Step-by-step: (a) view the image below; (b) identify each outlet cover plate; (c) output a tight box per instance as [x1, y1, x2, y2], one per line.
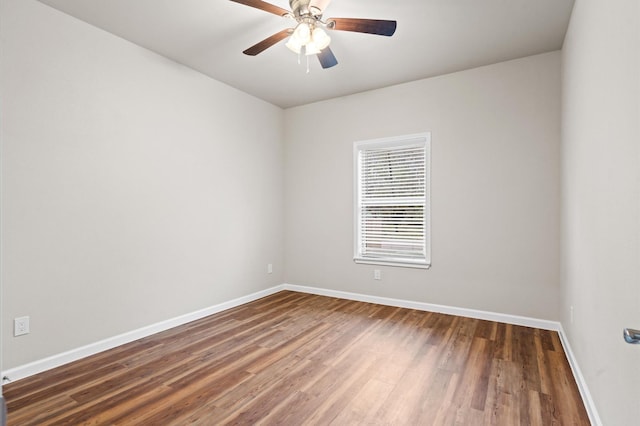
[14, 316, 30, 336]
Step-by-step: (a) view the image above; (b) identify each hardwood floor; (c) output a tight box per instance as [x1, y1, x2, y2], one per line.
[4, 291, 590, 425]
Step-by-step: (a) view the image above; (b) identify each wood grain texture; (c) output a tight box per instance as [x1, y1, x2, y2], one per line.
[4, 291, 590, 425]
[243, 29, 292, 56]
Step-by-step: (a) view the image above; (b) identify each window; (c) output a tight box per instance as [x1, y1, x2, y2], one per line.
[354, 133, 431, 268]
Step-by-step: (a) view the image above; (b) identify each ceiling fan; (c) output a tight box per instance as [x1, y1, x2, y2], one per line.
[229, 0, 397, 69]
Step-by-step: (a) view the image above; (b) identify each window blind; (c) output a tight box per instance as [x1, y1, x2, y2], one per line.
[354, 134, 430, 268]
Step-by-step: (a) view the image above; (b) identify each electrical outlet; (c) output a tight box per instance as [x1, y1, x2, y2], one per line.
[14, 316, 30, 336]
[374, 269, 381, 280]
[267, 263, 273, 274]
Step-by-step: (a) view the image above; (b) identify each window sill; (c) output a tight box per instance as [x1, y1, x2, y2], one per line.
[354, 257, 431, 269]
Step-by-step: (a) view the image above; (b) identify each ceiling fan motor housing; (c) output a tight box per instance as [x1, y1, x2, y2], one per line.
[289, 0, 320, 19]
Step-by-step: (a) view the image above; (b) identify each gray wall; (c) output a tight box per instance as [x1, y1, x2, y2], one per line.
[284, 52, 562, 320]
[1, 0, 284, 369]
[8, 4, 638, 424]
[561, 0, 640, 424]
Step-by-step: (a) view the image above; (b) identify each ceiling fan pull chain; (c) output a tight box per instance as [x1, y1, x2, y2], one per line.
[306, 55, 310, 74]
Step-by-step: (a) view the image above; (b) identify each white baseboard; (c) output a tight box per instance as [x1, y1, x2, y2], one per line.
[2, 285, 286, 384]
[557, 324, 602, 426]
[282, 283, 560, 330]
[2, 282, 601, 425]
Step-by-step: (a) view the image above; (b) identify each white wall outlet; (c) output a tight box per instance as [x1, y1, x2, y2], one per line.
[14, 316, 30, 336]
[267, 263, 273, 274]
[374, 269, 381, 280]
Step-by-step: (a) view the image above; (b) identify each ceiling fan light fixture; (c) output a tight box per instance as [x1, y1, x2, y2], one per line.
[292, 22, 311, 45]
[312, 27, 331, 50]
[285, 37, 303, 54]
[304, 41, 322, 56]
[286, 23, 329, 57]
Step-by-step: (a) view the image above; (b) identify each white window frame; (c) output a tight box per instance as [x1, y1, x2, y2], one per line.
[353, 132, 431, 269]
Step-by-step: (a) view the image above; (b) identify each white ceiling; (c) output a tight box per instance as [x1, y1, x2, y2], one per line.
[37, 0, 574, 108]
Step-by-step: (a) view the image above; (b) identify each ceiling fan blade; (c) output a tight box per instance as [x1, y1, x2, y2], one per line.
[229, 0, 291, 17]
[317, 47, 338, 69]
[309, 0, 332, 14]
[243, 29, 292, 56]
[327, 18, 397, 36]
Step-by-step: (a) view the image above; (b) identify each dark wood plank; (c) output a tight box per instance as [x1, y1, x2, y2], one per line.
[4, 291, 591, 425]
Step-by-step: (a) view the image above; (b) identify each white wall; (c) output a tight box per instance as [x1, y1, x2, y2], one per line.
[0, 0, 284, 369]
[284, 52, 562, 320]
[561, 0, 640, 424]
